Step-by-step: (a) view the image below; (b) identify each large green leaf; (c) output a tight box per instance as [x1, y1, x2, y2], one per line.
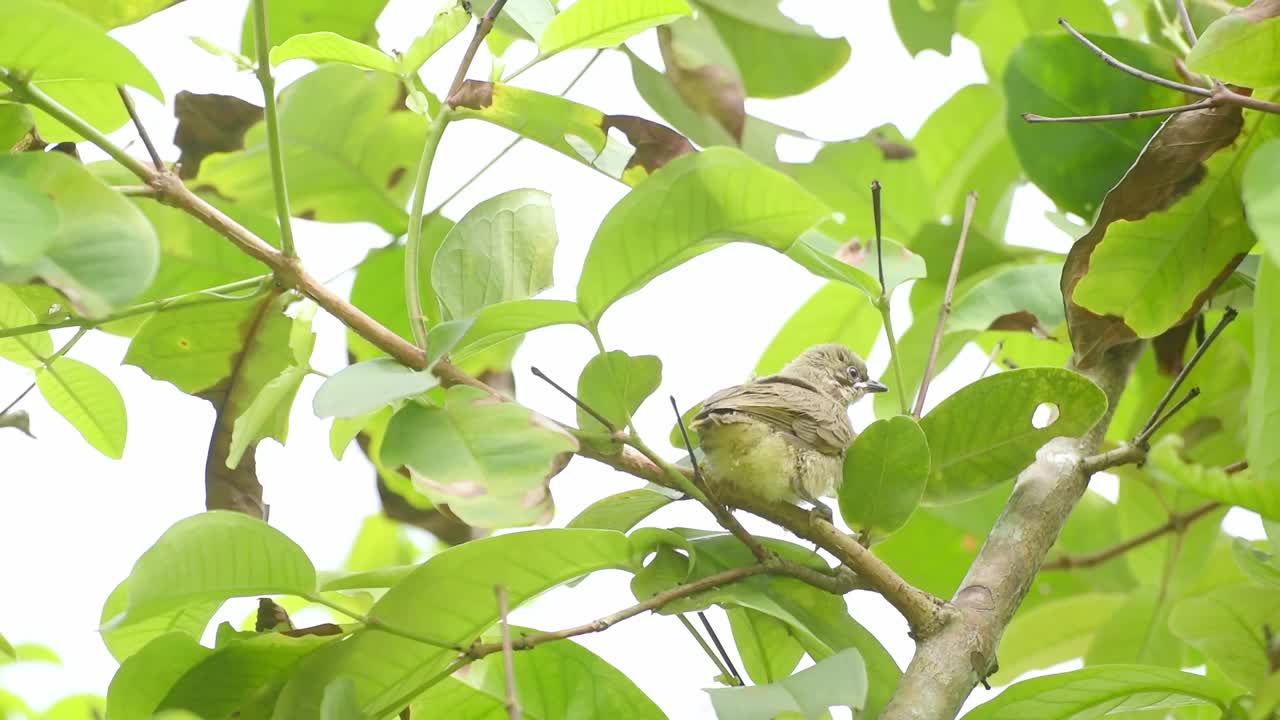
[575, 350, 661, 434]
[198, 64, 425, 234]
[755, 282, 883, 376]
[566, 487, 680, 532]
[0, 103, 33, 149]
[947, 261, 1065, 334]
[313, 358, 439, 419]
[431, 188, 558, 320]
[37, 356, 127, 458]
[1005, 34, 1180, 218]
[450, 82, 694, 187]
[1148, 436, 1280, 521]
[238, 0, 388, 55]
[997, 593, 1127, 679]
[1170, 583, 1280, 690]
[706, 648, 867, 720]
[1072, 147, 1255, 338]
[0, 173, 56, 266]
[269, 32, 397, 73]
[107, 634, 211, 720]
[50, 0, 176, 27]
[1251, 256, 1280, 489]
[889, 0, 961, 56]
[538, 0, 690, 54]
[381, 385, 578, 527]
[577, 147, 840, 323]
[919, 368, 1107, 504]
[1245, 140, 1280, 267]
[0, 153, 158, 317]
[839, 415, 929, 537]
[957, 0, 1115, 80]
[694, 0, 850, 98]
[0, 0, 162, 98]
[274, 529, 634, 719]
[99, 580, 221, 663]
[726, 607, 805, 685]
[1187, 6, 1280, 88]
[108, 511, 317, 625]
[960, 665, 1239, 719]
[450, 298, 588, 363]
[0, 284, 53, 367]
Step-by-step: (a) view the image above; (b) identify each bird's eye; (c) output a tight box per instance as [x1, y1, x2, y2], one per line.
[846, 366, 862, 382]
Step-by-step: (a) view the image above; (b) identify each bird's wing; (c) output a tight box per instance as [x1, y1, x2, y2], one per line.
[696, 380, 852, 455]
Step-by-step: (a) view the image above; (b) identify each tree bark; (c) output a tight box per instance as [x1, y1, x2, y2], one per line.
[881, 342, 1144, 719]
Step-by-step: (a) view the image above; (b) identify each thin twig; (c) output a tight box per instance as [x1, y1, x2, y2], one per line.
[914, 191, 977, 418]
[871, 180, 909, 415]
[871, 180, 886, 293]
[531, 366, 618, 433]
[1023, 99, 1214, 123]
[980, 340, 1003, 379]
[116, 87, 164, 170]
[698, 611, 741, 684]
[1043, 501, 1220, 571]
[678, 614, 738, 684]
[1139, 308, 1237, 440]
[495, 585, 521, 720]
[0, 382, 36, 417]
[250, 0, 297, 258]
[448, 0, 510, 102]
[1175, 0, 1198, 46]
[1135, 386, 1200, 448]
[1211, 86, 1280, 115]
[1059, 18, 1211, 97]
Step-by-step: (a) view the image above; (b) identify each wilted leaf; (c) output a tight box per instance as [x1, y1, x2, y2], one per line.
[171, 92, 263, 179]
[658, 19, 745, 142]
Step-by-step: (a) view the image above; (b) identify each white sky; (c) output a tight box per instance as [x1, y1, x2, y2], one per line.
[0, 1, 1262, 717]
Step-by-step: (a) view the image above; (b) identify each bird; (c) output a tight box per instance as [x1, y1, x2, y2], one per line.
[690, 343, 887, 514]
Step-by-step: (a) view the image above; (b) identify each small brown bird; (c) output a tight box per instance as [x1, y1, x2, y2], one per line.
[692, 344, 887, 510]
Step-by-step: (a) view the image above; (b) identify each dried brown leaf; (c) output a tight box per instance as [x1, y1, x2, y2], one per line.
[173, 91, 263, 179]
[658, 26, 745, 143]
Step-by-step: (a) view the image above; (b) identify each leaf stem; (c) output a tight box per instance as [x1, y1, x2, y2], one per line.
[116, 87, 164, 170]
[405, 109, 453, 350]
[305, 593, 464, 651]
[495, 585, 522, 720]
[678, 614, 739, 685]
[250, 0, 297, 258]
[914, 191, 977, 418]
[1137, 307, 1236, 441]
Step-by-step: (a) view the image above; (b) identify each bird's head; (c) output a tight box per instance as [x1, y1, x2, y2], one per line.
[780, 343, 888, 406]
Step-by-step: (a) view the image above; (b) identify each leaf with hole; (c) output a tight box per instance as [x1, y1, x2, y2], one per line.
[919, 368, 1107, 504]
[839, 415, 929, 537]
[313, 358, 439, 419]
[706, 648, 867, 720]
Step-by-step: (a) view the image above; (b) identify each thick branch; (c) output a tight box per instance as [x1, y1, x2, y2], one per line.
[880, 341, 1144, 720]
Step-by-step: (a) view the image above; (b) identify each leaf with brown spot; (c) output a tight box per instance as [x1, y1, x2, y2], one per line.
[1061, 102, 1252, 367]
[256, 597, 294, 632]
[172, 91, 263, 179]
[868, 131, 917, 160]
[601, 115, 694, 174]
[658, 22, 745, 142]
[385, 166, 406, 190]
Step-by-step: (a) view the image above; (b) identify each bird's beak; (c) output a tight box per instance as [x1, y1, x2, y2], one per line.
[859, 379, 889, 394]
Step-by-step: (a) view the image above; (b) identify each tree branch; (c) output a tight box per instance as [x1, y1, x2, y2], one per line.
[1175, 0, 1199, 46]
[495, 585, 522, 720]
[250, 0, 297, 258]
[448, 0, 509, 102]
[1023, 99, 1215, 124]
[914, 191, 977, 418]
[116, 87, 164, 170]
[880, 341, 1144, 720]
[1042, 501, 1221, 571]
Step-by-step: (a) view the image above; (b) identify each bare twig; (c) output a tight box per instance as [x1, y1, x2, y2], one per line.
[871, 180, 886, 293]
[116, 87, 164, 170]
[871, 181, 910, 415]
[0, 382, 36, 417]
[698, 611, 741, 684]
[1139, 308, 1237, 441]
[448, 0, 509, 102]
[1080, 443, 1146, 475]
[1135, 386, 1200, 448]
[1023, 99, 1214, 124]
[1059, 18, 1210, 97]
[1043, 501, 1221, 571]
[914, 191, 977, 418]
[250, 0, 297, 258]
[678, 614, 739, 684]
[495, 586, 521, 720]
[112, 184, 158, 197]
[980, 340, 1003, 379]
[530, 366, 618, 434]
[1175, 0, 1198, 46]
[1224, 459, 1249, 474]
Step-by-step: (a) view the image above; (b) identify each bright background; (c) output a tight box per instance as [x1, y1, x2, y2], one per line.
[0, 1, 1262, 717]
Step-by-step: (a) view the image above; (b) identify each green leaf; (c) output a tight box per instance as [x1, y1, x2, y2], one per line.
[37, 357, 127, 458]
[576, 350, 662, 434]
[0, 103, 33, 150]
[1148, 436, 1280, 521]
[238, 0, 388, 55]
[320, 677, 361, 720]
[401, 3, 471, 74]
[997, 593, 1127, 679]
[431, 188, 558, 319]
[0, 0, 162, 98]
[472, 0, 556, 43]
[198, 64, 425, 234]
[566, 487, 680, 532]
[450, 298, 588, 363]
[269, 32, 397, 73]
[960, 665, 1239, 719]
[577, 147, 834, 323]
[947, 261, 1065, 334]
[706, 648, 867, 720]
[1187, 8, 1280, 88]
[539, 0, 691, 54]
[1251, 256, 1280, 490]
[784, 230, 926, 301]
[919, 368, 1108, 504]
[755, 282, 883, 376]
[49, 0, 176, 28]
[957, 0, 1115, 80]
[1233, 538, 1280, 589]
[889, 0, 960, 56]
[106, 633, 211, 720]
[40, 695, 106, 720]
[839, 415, 929, 536]
[726, 607, 805, 685]
[1170, 583, 1280, 689]
[227, 364, 307, 469]
[1072, 147, 1256, 338]
[1004, 34, 1180, 218]
[0, 632, 13, 661]
[313, 358, 439, 419]
[0, 174, 57, 266]
[1245, 141, 1280, 267]
[381, 385, 578, 527]
[99, 580, 220, 663]
[450, 82, 694, 186]
[0, 284, 53, 367]
[345, 513, 419, 572]
[275, 529, 634, 719]
[0, 153, 159, 317]
[694, 0, 850, 99]
[109, 511, 316, 625]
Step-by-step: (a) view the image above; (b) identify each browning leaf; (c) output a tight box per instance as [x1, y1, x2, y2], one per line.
[1061, 102, 1244, 367]
[255, 597, 294, 632]
[601, 114, 695, 174]
[1153, 318, 1195, 376]
[658, 25, 745, 143]
[173, 91, 264, 179]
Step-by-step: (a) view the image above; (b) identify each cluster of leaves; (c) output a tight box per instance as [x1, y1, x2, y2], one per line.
[2, 0, 1280, 717]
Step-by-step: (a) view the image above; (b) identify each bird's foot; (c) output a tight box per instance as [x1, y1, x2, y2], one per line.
[806, 501, 834, 528]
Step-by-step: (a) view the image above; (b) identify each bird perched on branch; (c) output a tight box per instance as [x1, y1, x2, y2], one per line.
[691, 344, 887, 513]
